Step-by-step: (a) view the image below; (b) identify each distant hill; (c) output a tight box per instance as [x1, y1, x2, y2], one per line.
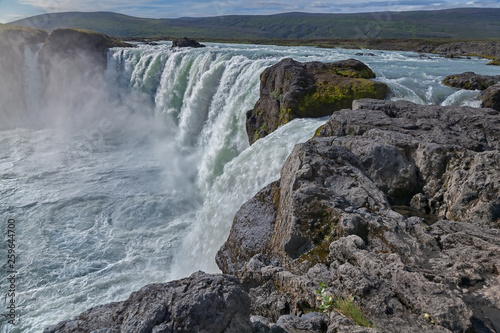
[8, 8, 500, 40]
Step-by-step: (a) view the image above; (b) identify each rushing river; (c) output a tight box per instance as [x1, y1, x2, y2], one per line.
[0, 41, 498, 332]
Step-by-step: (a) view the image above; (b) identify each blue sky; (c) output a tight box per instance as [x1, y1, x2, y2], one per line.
[0, 0, 499, 23]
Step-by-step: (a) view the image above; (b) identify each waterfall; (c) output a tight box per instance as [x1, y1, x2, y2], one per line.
[1, 41, 498, 333]
[23, 43, 43, 117]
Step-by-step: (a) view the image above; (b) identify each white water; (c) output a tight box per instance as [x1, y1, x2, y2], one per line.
[0, 41, 499, 332]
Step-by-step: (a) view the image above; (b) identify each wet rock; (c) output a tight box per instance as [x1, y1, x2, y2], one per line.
[487, 57, 500, 66]
[482, 83, 500, 111]
[245, 58, 389, 145]
[171, 37, 205, 48]
[44, 271, 252, 333]
[442, 71, 500, 90]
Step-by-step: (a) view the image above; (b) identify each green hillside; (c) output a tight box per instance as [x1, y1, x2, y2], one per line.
[8, 8, 500, 40]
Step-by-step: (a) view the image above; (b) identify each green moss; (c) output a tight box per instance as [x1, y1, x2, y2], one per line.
[278, 107, 293, 126]
[270, 89, 282, 100]
[487, 58, 500, 65]
[253, 122, 268, 142]
[331, 68, 374, 79]
[313, 125, 325, 137]
[297, 79, 388, 116]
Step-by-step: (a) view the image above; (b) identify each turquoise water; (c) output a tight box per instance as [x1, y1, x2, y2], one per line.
[0, 41, 498, 332]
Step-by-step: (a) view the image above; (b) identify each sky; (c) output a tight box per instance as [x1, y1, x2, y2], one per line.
[0, 0, 499, 23]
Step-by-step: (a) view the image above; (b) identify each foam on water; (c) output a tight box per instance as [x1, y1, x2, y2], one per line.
[1, 42, 499, 332]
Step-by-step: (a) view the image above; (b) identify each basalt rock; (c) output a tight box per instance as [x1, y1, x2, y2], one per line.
[442, 72, 500, 90]
[245, 58, 389, 145]
[487, 57, 500, 66]
[171, 37, 205, 48]
[44, 271, 252, 333]
[218, 99, 500, 332]
[39, 28, 129, 70]
[433, 41, 500, 59]
[321, 99, 500, 227]
[482, 84, 500, 111]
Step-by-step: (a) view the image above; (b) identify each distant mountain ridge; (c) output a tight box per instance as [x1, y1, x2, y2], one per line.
[8, 8, 500, 40]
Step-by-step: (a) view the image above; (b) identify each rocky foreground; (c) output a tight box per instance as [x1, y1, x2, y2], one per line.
[45, 98, 500, 332]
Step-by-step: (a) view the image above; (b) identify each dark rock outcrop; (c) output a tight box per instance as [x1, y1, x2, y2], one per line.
[218, 99, 500, 332]
[482, 84, 500, 111]
[171, 37, 205, 48]
[487, 57, 500, 66]
[442, 72, 500, 90]
[245, 58, 389, 145]
[39, 28, 129, 70]
[44, 271, 252, 333]
[433, 41, 500, 59]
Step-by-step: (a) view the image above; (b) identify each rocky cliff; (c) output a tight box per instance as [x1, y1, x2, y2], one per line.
[39, 28, 129, 70]
[0, 27, 130, 129]
[218, 99, 500, 332]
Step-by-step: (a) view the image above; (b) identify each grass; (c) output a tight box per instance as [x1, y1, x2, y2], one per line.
[334, 296, 375, 328]
[316, 283, 375, 328]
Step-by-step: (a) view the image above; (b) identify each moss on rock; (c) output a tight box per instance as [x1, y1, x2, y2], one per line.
[487, 58, 500, 66]
[297, 78, 389, 117]
[245, 58, 389, 145]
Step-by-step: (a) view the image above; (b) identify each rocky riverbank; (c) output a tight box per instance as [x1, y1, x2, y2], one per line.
[442, 72, 500, 111]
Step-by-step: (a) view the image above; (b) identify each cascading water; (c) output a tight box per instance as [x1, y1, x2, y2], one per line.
[1, 41, 499, 332]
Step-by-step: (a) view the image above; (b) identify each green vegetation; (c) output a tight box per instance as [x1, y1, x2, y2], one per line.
[316, 283, 375, 328]
[488, 58, 500, 65]
[297, 79, 388, 116]
[8, 8, 500, 40]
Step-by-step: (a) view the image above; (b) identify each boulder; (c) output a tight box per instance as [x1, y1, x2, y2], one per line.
[171, 37, 205, 48]
[245, 58, 389, 145]
[218, 99, 500, 332]
[442, 71, 500, 90]
[44, 271, 252, 333]
[482, 83, 500, 111]
[487, 57, 500, 66]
